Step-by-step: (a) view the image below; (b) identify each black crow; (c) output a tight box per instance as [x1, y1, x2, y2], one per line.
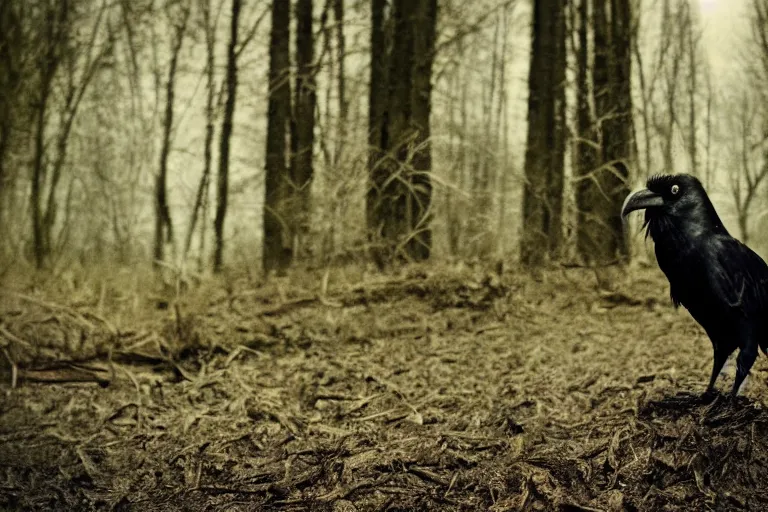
[622, 173, 768, 399]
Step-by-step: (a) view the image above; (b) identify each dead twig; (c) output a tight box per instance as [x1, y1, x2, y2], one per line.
[10, 292, 96, 330]
[2, 347, 17, 388]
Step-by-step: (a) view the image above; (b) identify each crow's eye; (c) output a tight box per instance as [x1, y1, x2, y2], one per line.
[671, 184, 680, 195]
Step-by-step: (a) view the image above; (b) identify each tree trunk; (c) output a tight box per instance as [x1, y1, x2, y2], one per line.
[213, 0, 240, 273]
[0, 1, 21, 203]
[575, 0, 597, 261]
[290, 0, 316, 261]
[333, 0, 347, 167]
[367, 0, 436, 267]
[185, 0, 216, 266]
[605, 0, 633, 258]
[660, 0, 681, 172]
[472, 18, 500, 257]
[0, 2, 29, 262]
[366, 0, 390, 267]
[687, 7, 698, 176]
[446, 53, 462, 256]
[30, 0, 67, 269]
[406, 0, 436, 260]
[31, 79, 52, 269]
[521, 0, 567, 266]
[579, 0, 634, 264]
[155, 4, 190, 267]
[496, 6, 510, 257]
[704, 73, 714, 189]
[263, 0, 292, 274]
[456, 45, 469, 256]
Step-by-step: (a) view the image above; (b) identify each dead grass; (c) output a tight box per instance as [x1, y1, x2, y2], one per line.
[2, 263, 768, 511]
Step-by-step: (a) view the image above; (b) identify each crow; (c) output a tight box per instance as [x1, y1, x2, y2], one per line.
[622, 173, 768, 399]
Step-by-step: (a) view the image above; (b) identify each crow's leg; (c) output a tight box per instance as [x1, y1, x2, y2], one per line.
[702, 348, 729, 401]
[732, 345, 758, 397]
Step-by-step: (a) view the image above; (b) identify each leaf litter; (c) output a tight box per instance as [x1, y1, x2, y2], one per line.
[2, 264, 768, 511]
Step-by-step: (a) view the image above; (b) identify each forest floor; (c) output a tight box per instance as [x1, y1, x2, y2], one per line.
[2, 262, 768, 511]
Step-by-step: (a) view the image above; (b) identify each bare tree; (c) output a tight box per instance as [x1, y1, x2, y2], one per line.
[154, 0, 191, 268]
[723, 0, 768, 244]
[633, 0, 704, 179]
[333, 0, 347, 169]
[366, 0, 389, 263]
[184, 0, 220, 268]
[726, 91, 768, 244]
[496, 5, 511, 257]
[0, 1, 29, 259]
[685, 4, 701, 177]
[703, 65, 715, 190]
[521, 0, 567, 266]
[213, 0, 241, 273]
[367, 0, 438, 267]
[573, 0, 596, 261]
[657, 0, 683, 171]
[575, 0, 635, 265]
[263, 0, 292, 273]
[290, 0, 317, 260]
[470, 17, 500, 256]
[30, 0, 112, 269]
[407, 0, 438, 260]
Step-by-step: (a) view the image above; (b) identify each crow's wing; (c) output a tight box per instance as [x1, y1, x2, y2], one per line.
[703, 234, 768, 316]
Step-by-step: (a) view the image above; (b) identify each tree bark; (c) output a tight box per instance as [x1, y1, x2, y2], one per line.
[263, 0, 292, 273]
[687, 9, 698, 176]
[574, 0, 597, 261]
[0, 1, 22, 205]
[366, 0, 390, 267]
[213, 0, 240, 273]
[30, 0, 68, 269]
[333, 0, 347, 167]
[406, 0, 436, 260]
[185, 0, 216, 267]
[578, 0, 634, 264]
[155, 2, 190, 267]
[521, 0, 567, 266]
[290, 0, 316, 261]
[367, 0, 436, 267]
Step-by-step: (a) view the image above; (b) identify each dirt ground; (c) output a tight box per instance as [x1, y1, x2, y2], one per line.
[2, 263, 768, 511]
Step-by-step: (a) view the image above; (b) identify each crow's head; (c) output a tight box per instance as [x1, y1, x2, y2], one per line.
[621, 173, 725, 239]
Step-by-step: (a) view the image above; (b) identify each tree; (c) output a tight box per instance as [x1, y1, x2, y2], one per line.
[726, 90, 768, 245]
[575, 0, 635, 265]
[263, 0, 292, 273]
[367, 0, 438, 267]
[333, 0, 347, 170]
[290, 0, 317, 260]
[154, 0, 191, 268]
[724, 0, 768, 245]
[184, 0, 219, 269]
[0, 1, 29, 260]
[213, 0, 241, 273]
[367, 0, 388, 263]
[520, 0, 567, 266]
[573, 0, 596, 261]
[29, 0, 112, 269]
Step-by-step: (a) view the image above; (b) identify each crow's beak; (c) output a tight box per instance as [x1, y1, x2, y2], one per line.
[621, 188, 664, 217]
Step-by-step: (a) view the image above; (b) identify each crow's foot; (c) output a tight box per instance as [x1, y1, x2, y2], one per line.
[699, 388, 720, 404]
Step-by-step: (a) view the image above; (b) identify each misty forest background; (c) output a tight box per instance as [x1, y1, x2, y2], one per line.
[0, 0, 767, 280]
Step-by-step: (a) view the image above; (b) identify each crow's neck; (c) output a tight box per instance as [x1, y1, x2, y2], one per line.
[646, 203, 727, 254]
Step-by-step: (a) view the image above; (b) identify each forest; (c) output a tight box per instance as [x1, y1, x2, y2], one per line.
[4, 0, 768, 510]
